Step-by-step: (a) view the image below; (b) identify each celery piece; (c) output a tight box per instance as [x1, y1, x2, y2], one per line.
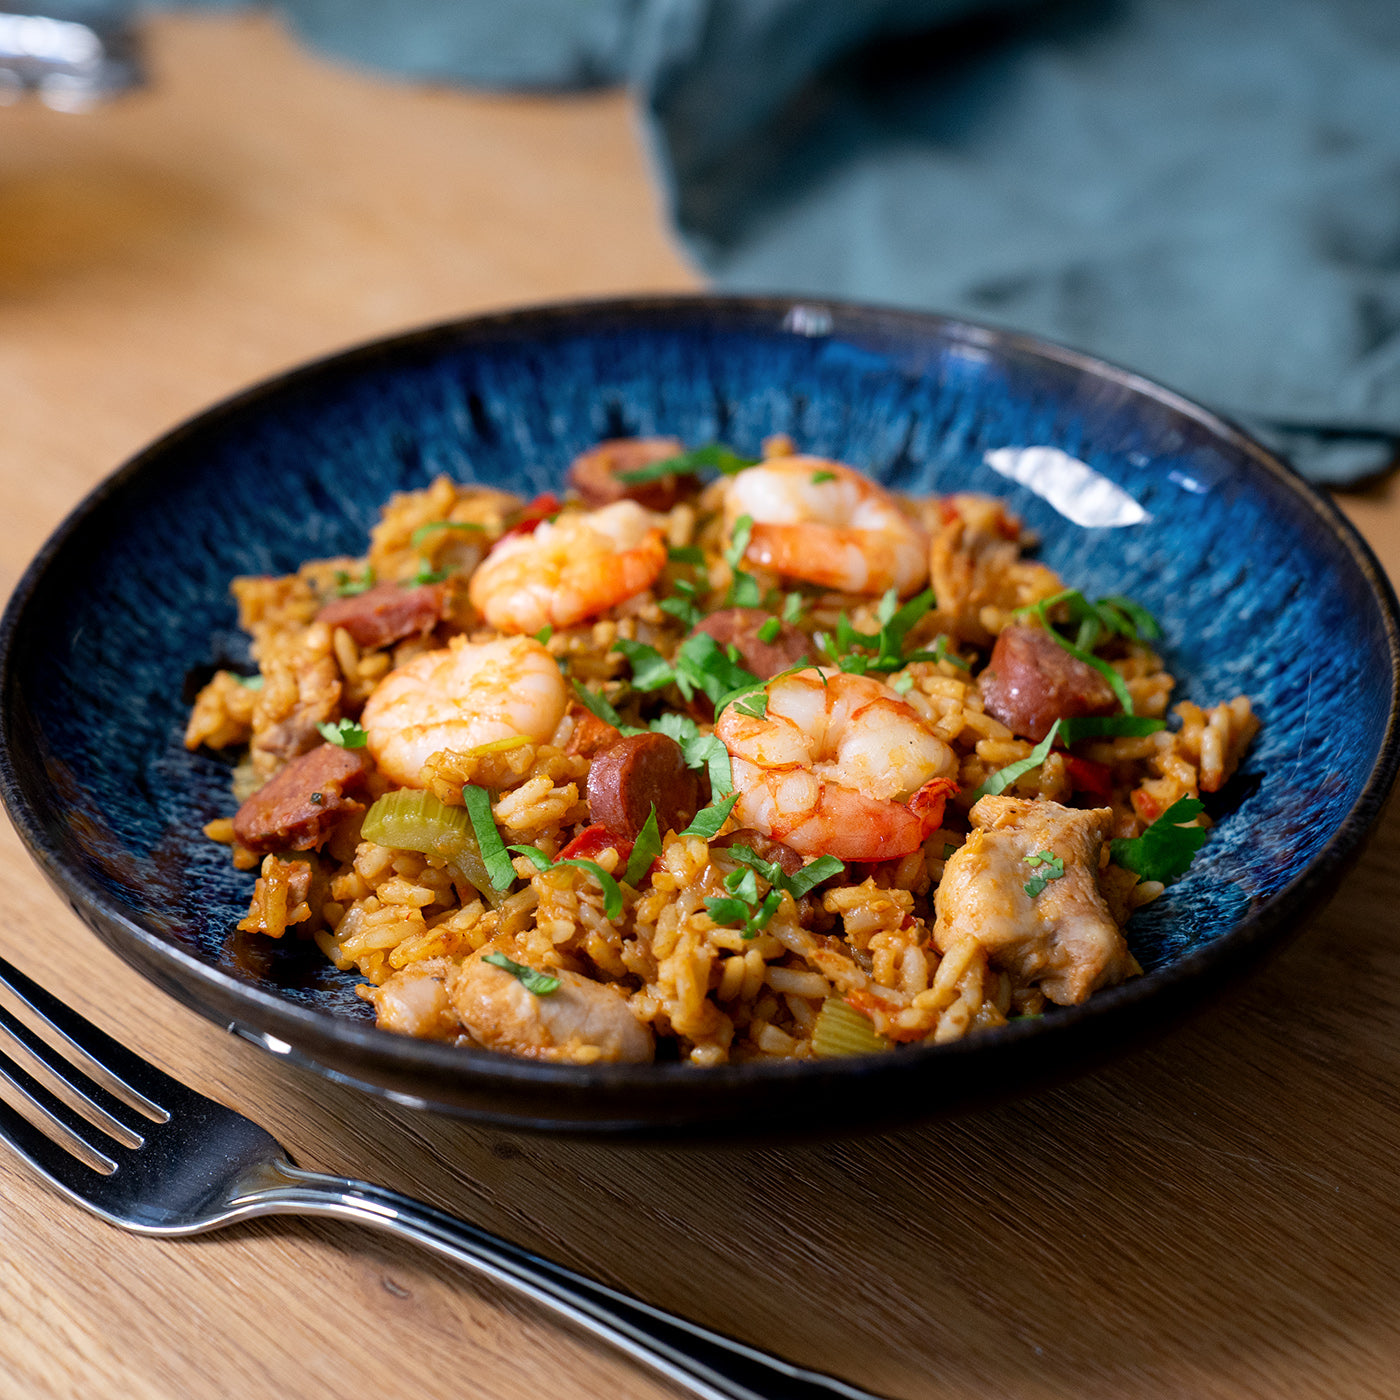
[811, 999, 891, 1057]
[360, 788, 504, 907]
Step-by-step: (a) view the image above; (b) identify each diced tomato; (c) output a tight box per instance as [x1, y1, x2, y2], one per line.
[556, 823, 632, 867]
[1064, 754, 1113, 802]
[501, 492, 562, 539]
[1131, 789, 1166, 824]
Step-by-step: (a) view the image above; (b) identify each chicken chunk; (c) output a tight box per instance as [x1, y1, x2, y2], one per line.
[448, 956, 654, 1064]
[365, 958, 464, 1042]
[933, 796, 1140, 1003]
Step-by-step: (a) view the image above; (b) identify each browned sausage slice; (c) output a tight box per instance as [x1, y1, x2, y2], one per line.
[317, 581, 446, 650]
[691, 609, 811, 681]
[232, 743, 372, 854]
[586, 733, 700, 838]
[977, 624, 1118, 742]
[567, 437, 689, 512]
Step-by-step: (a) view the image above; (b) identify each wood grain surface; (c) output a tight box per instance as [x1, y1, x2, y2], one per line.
[3, 14, 1399, 1400]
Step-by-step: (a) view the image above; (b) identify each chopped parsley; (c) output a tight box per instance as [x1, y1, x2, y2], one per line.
[971, 721, 1061, 800]
[509, 841, 626, 917]
[706, 846, 844, 939]
[1056, 714, 1167, 743]
[409, 520, 487, 550]
[233, 673, 264, 690]
[614, 442, 759, 485]
[781, 592, 806, 624]
[623, 807, 664, 886]
[725, 845, 844, 902]
[534, 624, 553, 645]
[1109, 796, 1209, 883]
[316, 718, 368, 749]
[482, 952, 560, 997]
[570, 679, 644, 736]
[333, 566, 375, 597]
[757, 616, 782, 644]
[810, 470, 837, 484]
[680, 792, 740, 839]
[815, 588, 966, 676]
[723, 514, 763, 608]
[462, 784, 517, 894]
[1014, 589, 1162, 716]
[667, 545, 706, 566]
[648, 712, 733, 795]
[1022, 850, 1065, 898]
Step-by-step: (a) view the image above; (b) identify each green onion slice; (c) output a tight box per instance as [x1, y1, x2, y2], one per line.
[462, 784, 517, 895]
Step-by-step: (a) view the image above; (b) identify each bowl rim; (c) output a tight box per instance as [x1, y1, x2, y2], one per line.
[3, 291, 1399, 1101]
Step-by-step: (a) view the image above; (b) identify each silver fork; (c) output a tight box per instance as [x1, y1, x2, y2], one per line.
[0, 953, 887, 1400]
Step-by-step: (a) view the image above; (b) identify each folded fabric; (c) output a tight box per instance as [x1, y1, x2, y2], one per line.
[142, 0, 1400, 485]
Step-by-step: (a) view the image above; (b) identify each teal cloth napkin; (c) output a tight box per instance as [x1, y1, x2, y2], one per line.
[149, 0, 1400, 484]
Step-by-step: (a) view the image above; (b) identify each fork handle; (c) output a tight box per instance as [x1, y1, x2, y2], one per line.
[240, 1159, 886, 1400]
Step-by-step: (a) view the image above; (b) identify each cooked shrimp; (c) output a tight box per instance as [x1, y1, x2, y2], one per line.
[723, 456, 929, 596]
[449, 955, 654, 1064]
[468, 500, 667, 634]
[361, 635, 567, 787]
[714, 668, 958, 861]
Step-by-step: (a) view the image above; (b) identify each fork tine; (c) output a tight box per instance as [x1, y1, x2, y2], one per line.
[0, 955, 174, 1119]
[0, 1091, 123, 1204]
[0, 997, 146, 1147]
[0, 1039, 121, 1176]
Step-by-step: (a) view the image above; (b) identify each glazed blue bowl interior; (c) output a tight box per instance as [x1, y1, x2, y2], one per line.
[3, 297, 1396, 1131]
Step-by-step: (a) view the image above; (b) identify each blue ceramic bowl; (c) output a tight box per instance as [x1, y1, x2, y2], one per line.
[3, 297, 1397, 1133]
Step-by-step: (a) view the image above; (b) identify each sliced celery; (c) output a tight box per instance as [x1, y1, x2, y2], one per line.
[360, 789, 502, 907]
[811, 999, 891, 1058]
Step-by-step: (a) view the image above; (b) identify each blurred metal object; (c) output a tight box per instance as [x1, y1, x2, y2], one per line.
[0, 1, 142, 111]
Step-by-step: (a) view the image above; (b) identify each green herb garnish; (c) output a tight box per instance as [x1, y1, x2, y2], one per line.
[234, 673, 263, 690]
[570, 679, 644, 736]
[816, 587, 964, 676]
[1022, 850, 1066, 898]
[1056, 715, 1167, 743]
[462, 784, 517, 894]
[971, 721, 1061, 800]
[412, 562, 451, 586]
[810, 470, 837, 484]
[333, 567, 375, 597]
[624, 806, 663, 885]
[316, 718, 368, 749]
[1013, 590, 1162, 716]
[757, 617, 782, 644]
[680, 792, 740, 839]
[612, 637, 677, 692]
[614, 443, 759, 485]
[534, 625, 553, 645]
[667, 545, 706, 566]
[648, 712, 733, 795]
[409, 520, 486, 550]
[1109, 796, 1208, 883]
[482, 951, 560, 997]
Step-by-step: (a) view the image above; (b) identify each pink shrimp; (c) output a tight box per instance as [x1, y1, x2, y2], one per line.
[714, 668, 958, 860]
[468, 500, 667, 634]
[723, 456, 929, 597]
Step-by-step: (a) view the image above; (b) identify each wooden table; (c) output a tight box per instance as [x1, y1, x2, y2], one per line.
[4, 14, 1399, 1399]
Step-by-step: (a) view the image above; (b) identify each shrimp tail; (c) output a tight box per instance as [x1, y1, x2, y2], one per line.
[909, 776, 960, 839]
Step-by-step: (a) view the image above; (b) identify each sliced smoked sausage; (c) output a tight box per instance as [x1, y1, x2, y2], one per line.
[586, 732, 700, 838]
[232, 742, 372, 854]
[977, 624, 1118, 742]
[567, 437, 689, 512]
[691, 609, 811, 680]
[317, 581, 446, 650]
